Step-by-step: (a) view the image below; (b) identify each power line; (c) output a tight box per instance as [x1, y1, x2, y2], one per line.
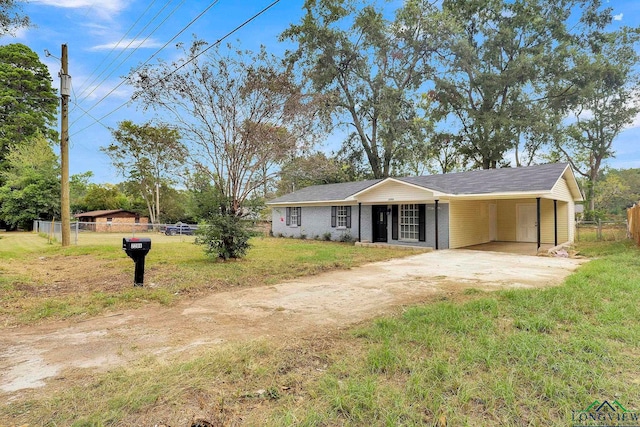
[73, 0, 167, 105]
[74, 0, 182, 107]
[71, 0, 217, 128]
[70, 0, 282, 138]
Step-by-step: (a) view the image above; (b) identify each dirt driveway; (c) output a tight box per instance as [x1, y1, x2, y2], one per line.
[0, 249, 586, 398]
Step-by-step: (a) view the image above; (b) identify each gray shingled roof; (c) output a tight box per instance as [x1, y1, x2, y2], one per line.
[270, 179, 382, 204]
[399, 162, 569, 194]
[268, 163, 570, 204]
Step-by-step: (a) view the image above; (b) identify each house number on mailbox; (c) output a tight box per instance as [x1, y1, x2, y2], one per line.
[130, 243, 143, 249]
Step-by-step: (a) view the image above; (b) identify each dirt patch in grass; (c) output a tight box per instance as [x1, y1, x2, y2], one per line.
[5, 255, 130, 296]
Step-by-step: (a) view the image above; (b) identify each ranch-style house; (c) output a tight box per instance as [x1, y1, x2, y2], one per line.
[268, 162, 583, 250]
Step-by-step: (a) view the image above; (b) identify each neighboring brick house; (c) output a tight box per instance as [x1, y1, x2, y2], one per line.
[74, 209, 149, 232]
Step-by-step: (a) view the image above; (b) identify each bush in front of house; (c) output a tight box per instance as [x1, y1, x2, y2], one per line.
[195, 214, 251, 260]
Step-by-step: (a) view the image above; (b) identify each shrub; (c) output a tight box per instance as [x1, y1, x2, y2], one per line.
[339, 232, 355, 243]
[195, 214, 251, 260]
[322, 232, 332, 241]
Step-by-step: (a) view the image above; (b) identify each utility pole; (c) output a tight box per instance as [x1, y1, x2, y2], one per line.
[60, 44, 71, 246]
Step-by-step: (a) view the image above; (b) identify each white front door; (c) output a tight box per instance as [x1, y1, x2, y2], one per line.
[516, 204, 537, 242]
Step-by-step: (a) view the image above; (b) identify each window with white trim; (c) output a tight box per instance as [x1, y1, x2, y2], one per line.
[336, 206, 348, 227]
[289, 207, 299, 226]
[400, 204, 419, 241]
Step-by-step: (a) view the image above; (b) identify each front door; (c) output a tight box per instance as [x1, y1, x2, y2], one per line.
[516, 204, 537, 242]
[372, 205, 388, 242]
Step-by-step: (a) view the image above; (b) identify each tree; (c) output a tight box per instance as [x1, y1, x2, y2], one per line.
[591, 168, 640, 218]
[103, 121, 185, 224]
[0, 132, 59, 229]
[130, 41, 322, 216]
[554, 17, 640, 214]
[79, 184, 130, 212]
[277, 152, 351, 195]
[184, 171, 225, 221]
[0, 0, 29, 37]
[0, 44, 58, 173]
[70, 171, 93, 213]
[282, 0, 450, 178]
[431, 0, 578, 169]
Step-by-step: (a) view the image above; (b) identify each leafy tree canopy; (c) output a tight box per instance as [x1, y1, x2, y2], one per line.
[103, 120, 185, 224]
[277, 152, 352, 195]
[283, 0, 451, 178]
[0, 131, 59, 228]
[0, 43, 58, 173]
[131, 40, 324, 216]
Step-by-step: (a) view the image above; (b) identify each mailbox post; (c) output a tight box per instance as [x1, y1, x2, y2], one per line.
[122, 237, 151, 287]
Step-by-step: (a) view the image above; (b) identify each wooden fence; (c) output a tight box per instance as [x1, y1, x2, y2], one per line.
[628, 203, 640, 245]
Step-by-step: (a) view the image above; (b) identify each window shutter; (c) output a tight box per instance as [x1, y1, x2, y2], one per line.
[331, 206, 337, 227]
[392, 205, 398, 240]
[297, 207, 302, 226]
[418, 204, 426, 242]
[346, 206, 352, 228]
[286, 207, 291, 226]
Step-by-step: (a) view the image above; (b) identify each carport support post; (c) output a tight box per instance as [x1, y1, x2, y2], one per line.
[536, 197, 541, 252]
[358, 203, 361, 242]
[554, 200, 558, 246]
[434, 200, 439, 250]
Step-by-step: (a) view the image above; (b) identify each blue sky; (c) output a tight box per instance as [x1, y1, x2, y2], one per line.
[4, 0, 640, 183]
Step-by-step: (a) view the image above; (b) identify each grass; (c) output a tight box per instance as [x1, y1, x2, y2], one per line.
[2, 238, 640, 426]
[267, 240, 640, 426]
[0, 232, 419, 325]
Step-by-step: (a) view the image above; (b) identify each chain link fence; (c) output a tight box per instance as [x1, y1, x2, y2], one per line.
[33, 220, 200, 245]
[32, 220, 270, 245]
[575, 220, 629, 242]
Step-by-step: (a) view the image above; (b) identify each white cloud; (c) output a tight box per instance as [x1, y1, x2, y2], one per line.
[90, 38, 164, 51]
[28, 0, 129, 20]
[613, 13, 623, 21]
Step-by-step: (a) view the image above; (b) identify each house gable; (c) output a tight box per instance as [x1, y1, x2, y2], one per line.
[350, 178, 444, 204]
[550, 166, 583, 202]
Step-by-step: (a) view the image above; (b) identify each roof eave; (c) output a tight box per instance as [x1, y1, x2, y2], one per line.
[449, 190, 551, 200]
[267, 199, 352, 206]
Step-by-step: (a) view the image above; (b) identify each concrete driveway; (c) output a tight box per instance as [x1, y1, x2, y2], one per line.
[0, 249, 586, 395]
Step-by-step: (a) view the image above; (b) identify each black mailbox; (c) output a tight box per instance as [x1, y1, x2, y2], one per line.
[122, 237, 151, 287]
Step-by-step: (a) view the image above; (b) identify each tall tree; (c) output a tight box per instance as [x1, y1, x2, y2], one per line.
[0, 0, 29, 37]
[0, 131, 59, 229]
[103, 120, 185, 224]
[554, 7, 640, 214]
[431, 0, 577, 169]
[130, 41, 323, 215]
[0, 43, 58, 173]
[282, 0, 450, 178]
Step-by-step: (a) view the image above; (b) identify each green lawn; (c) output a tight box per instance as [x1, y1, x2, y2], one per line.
[2, 237, 639, 426]
[0, 232, 419, 325]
